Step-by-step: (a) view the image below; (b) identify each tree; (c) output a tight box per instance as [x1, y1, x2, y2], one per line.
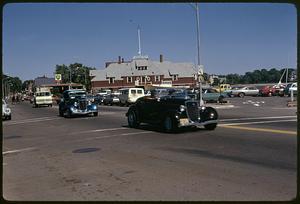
[22, 80, 34, 91]
[3, 75, 22, 94]
[55, 63, 96, 91]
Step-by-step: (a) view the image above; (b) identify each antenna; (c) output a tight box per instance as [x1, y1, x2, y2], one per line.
[137, 25, 141, 56]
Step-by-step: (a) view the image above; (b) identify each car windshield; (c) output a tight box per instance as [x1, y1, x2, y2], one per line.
[36, 92, 51, 96]
[69, 92, 86, 99]
[232, 86, 244, 90]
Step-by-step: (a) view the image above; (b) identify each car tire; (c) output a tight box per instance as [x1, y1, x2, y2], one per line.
[204, 123, 217, 130]
[238, 93, 245, 98]
[59, 109, 64, 117]
[65, 110, 72, 118]
[127, 110, 140, 128]
[218, 96, 224, 103]
[93, 112, 98, 117]
[163, 115, 177, 133]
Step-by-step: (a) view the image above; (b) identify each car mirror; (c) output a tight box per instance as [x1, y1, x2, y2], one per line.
[157, 97, 161, 102]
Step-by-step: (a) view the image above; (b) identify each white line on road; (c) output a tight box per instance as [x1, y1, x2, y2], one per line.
[3, 147, 37, 156]
[219, 119, 297, 126]
[4, 117, 61, 125]
[219, 115, 297, 122]
[71, 127, 129, 135]
[73, 131, 151, 142]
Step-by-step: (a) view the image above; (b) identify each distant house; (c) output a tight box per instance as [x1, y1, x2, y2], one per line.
[90, 55, 199, 92]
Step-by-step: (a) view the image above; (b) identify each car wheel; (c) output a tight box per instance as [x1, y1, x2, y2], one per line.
[163, 115, 177, 133]
[238, 93, 245, 98]
[59, 109, 64, 117]
[204, 123, 217, 130]
[127, 110, 139, 128]
[218, 96, 224, 103]
[93, 112, 98, 117]
[65, 110, 72, 118]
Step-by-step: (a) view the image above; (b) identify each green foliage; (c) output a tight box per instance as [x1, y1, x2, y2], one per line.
[55, 63, 96, 91]
[22, 80, 34, 91]
[223, 68, 296, 84]
[3, 75, 22, 94]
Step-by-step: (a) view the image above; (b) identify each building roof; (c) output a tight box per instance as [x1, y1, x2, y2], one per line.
[91, 58, 197, 81]
[34, 76, 55, 87]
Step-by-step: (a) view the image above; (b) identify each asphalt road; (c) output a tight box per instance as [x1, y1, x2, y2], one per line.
[2, 96, 297, 201]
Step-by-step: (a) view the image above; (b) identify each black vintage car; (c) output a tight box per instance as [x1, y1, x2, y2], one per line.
[59, 89, 98, 118]
[126, 88, 218, 132]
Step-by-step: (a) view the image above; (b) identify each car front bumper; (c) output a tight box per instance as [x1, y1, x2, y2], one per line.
[178, 118, 218, 127]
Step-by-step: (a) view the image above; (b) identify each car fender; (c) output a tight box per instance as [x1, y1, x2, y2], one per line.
[200, 107, 218, 121]
[160, 109, 180, 123]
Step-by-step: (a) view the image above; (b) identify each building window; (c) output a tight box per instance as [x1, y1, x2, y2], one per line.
[172, 74, 178, 81]
[108, 77, 115, 84]
[155, 75, 160, 82]
[136, 66, 148, 70]
[127, 77, 132, 83]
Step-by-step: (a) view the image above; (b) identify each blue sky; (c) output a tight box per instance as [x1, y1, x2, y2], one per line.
[3, 3, 297, 81]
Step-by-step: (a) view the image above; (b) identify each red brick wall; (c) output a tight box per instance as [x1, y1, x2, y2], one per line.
[92, 76, 197, 90]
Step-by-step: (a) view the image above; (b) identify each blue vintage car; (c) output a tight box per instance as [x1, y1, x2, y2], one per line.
[59, 89, 98, 118]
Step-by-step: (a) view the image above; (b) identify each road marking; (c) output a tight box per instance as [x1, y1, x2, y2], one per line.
[72, 127, 129, 135]
[220, 115, 297, 122]
[220, 125, 297, 135]
[74, 131, 151, 142]
[3, 147, 37, 156]
[219, 119, 297, 126]
[4, 117, 61, 125]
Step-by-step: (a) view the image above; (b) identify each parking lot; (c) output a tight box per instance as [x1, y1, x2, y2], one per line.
[2, 96, 297, 201]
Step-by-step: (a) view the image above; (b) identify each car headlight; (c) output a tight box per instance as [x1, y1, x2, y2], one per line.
[179, 105, 186, 112]
[88, 101, 92, 105]
[74, 102, 78, 107]
[70, 106, 75, 111]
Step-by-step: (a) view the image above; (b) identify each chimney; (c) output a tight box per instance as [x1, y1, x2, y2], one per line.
[118, 56, 121, 64]
[122, 58, 124, 63]
[160, 54, 163, 63]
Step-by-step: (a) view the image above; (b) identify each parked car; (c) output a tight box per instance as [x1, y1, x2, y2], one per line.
[94, 94, 106, 104]
[229, 86, 259, 97]
[102, 93, 120, 105]
[283, 82, 297, 96]
[126, 88, 218, 132]
[272, 84, 286, 96]
[2, 99, 11, 120]
[202, 88, 229, 103]
[119, 88, 145, 106]
[59, 89, 98, 118]
[215, 84, 232, 93]
[259, 85, 275, 97]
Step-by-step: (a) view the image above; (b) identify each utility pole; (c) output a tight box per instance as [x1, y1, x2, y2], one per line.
[191, 3, 203, 106]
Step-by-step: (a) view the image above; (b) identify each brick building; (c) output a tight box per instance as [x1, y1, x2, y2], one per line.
[90, 55, 200, 92]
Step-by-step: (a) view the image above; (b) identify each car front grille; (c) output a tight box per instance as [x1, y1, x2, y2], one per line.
[79, 101, 87, 110]
[185, 101, 199, 122]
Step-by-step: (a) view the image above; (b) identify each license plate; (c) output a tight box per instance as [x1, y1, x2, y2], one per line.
[179, 118, 189, 126]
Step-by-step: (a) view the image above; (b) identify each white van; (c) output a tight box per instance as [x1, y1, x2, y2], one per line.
[119, 88, 145, 106]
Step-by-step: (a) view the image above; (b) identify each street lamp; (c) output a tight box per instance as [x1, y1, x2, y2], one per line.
[190, 3, 204, 106]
